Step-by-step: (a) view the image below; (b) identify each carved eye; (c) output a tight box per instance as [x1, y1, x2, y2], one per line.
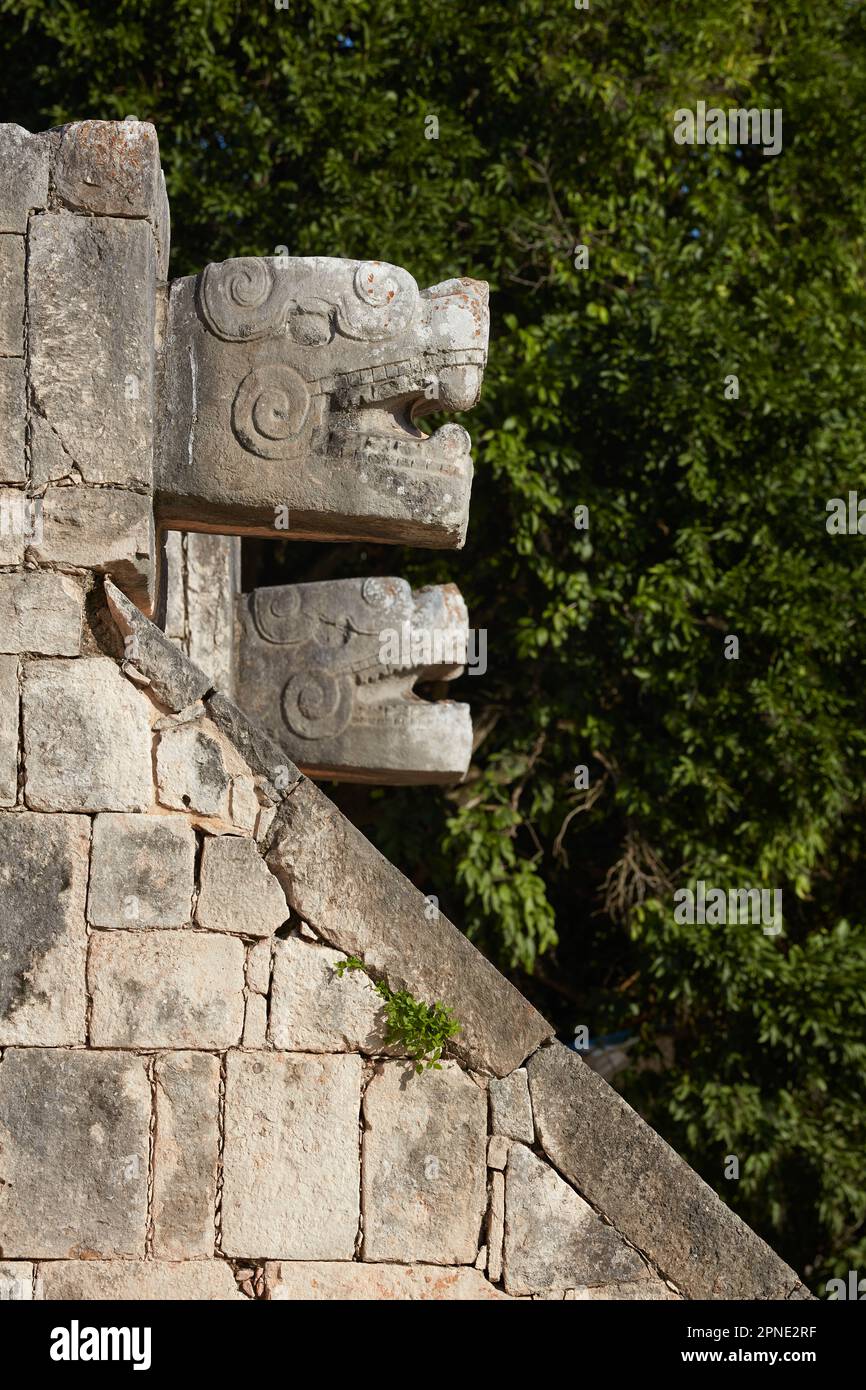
[361, 576, 401, 609]
[232, 364, 310, 459]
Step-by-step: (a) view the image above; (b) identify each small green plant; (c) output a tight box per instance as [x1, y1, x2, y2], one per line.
[333, 956, 461, 1073]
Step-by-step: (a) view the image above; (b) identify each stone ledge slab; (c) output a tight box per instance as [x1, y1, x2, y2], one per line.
[527, 1042, 802, 1301]
[265, 778, 553, 1076]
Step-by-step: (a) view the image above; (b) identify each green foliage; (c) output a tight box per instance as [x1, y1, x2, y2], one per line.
[334, 957, 460, 1073]
[6, 0, 866, 1287]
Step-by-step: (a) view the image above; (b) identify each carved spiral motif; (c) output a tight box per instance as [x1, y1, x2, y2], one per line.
[232, 365, 310, 459]
[282, 670, 353, 741]
[251, 586, 305, 644]
[338, 260, 419, 341]
[200, 257, 291, 341]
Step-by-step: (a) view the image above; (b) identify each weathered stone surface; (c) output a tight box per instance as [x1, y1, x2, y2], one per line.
[0, 488, 24, 564]
[527, 1042, 802, 1300]
[163, 531, 240, 692]
[156, 722, 231, 817]
[0, 655, 17, 806]
[487, 1134, 509, 1170]
[487, 1170, 505, 1283]
[196, 834, 288, 935]
[242, 991, 268, 1047]
[0, 571, 84, 655]
[265, 1262, 510, 1301]
[153, 1052, 220, 1258]
[0, 812, 89, 1044]
[88, 813, 195, 928]
[156, 257, 488, 549]
[269, 936, 390, 1052]
[236, 576, 472, 784]
[24, 657, 153, 812]
[502, 1143, 646, 1296]
[221, 1051, 360, 1259]
[0, 1049, 150, 1257]
[266, 778, 553, 1076]
[38, 1260, 243, 1301]
[29, 410, 72, 485]
[229, 774, 259, 831]
[567, 1279, 679, 1301]
[105, 577, 211, 712]
[28, 212, 154, 489]
[88, 930, 245, 1048]
[489, 1068, 534, 1144]
[54, 119, 162, 220]
[0, 1262, 33, 1300]
[0, 234, 24, 354]
[0, 360, 26, 480]
[206, 690, 300, 794]
[246, 938, 272, 994]
[362, 1061, 487, 1264]
[28, 485, 154, 612]
[0, 125, 49, 232]
[163, 530, 186, 642]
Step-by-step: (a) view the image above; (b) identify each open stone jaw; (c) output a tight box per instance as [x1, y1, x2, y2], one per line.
[235, 575, 473, 785]
[155, 257, 489, 549]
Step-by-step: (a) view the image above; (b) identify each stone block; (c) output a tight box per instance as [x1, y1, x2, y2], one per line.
[265, 1263, 510, 1301]
[28, 485, 154, 613]
[196, 834, 288, 935]
[487, 1170, 505, 1283]
[0, 572, 83, 656]
[269, 936, 389, 1052]
[246, 938, 272, 994]
[88, 813, 195, 928]
[0, 234, 24, 354]
[266, 778, 553, 1076]
[206, 690, 300, 795]
[185, 532, 240, 692]
[488, 1068, 534, 1144]
[54, 119, 162, 220]
[28, 211, 154, 489]
[162, 531, 186, 641]
[38, 1260, 243, 1301]
[221, 1051, 360, 1260]
[105, 578, 211, 713]
[0, 1049, 150, 1257]
[153, 1052, 221, 1258]
[362, 1061, 487, 1264]
[23, 657, 153, 812]
[502, 1143, 646, 1296]
[0, 1263, 33, 1300]
[0, 125, 49, 232]
[0, 655, 17, 806]
[230, 775, 259, 831]
[526, 1042, 802, 1300]
[156, 722, 231, 818]
[0, 812, 89, 1045]
[242, 992, 268, 1048]
[0, 360, 26, 481]
[88, 930, 245, 1048]
[0, 486, 24, 563]
[487, 1135, 509, 1170]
